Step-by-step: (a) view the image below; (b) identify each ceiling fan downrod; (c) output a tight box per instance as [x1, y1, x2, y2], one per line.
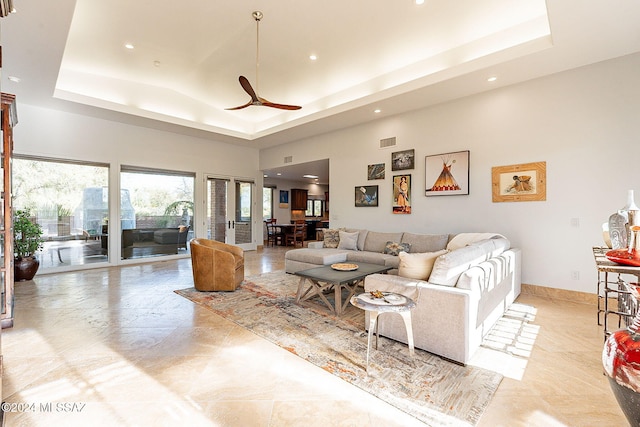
[253, 11, 262, 94]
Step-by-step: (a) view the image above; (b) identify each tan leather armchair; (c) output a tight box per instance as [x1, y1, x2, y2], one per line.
[190, 238, 244, 291]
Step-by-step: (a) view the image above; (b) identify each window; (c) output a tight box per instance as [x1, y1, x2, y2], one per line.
[306, 199, 324, 217]
[237, 182, 252, 222]
[263, 187, 273, 220]
[120, 167, 194, 260]
[13, 157, 109, 269]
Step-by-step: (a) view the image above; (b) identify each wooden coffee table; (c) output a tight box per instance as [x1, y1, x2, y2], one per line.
[294, 262, 392, 316]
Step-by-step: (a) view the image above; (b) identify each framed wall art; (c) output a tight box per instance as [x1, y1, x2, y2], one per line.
[425, 150, 470, 196]
[367, 163, 385, 180]
[391, 149, 415, 171]
[355, 185, 379, 207]
[392, 174, 411, 214]
[279, 190, 289, 208]
[491, 161, 546, 202]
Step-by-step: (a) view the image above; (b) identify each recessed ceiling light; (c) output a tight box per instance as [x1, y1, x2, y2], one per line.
[276, 173, 282, 176]
[125, 43, 135, 49]
[8, 76, 21, 83]
[415, 0, 425, 5]
[374, 109, 381, 114]
[303, 174, 319, 179]
[309, 54, 318, 61]
[263, 174, 268, 178]
[487, 76, 498, 82]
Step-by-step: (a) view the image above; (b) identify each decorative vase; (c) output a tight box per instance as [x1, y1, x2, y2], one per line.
[14, 256, 40, 281]
[603, 284, 640, 425]
[610, 211, 629, 250]
[609, 190, 640, 250]
[626, 190, 640, 230]
[603, 222, 613, 249]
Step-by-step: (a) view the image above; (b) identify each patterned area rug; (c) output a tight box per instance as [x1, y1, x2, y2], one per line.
[175, 270, 503, 426]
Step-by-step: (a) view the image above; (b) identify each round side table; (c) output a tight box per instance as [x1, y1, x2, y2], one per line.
[350, 291, 416, 372]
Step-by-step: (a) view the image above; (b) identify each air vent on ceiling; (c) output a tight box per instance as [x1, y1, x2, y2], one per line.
[379, 137, 396, 149]
[284, 156, 293, 164]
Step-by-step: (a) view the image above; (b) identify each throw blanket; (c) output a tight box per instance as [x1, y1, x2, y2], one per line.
[446, 233, 508, 251]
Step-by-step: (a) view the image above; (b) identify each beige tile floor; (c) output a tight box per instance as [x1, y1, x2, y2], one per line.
[1, 245, 628, 426]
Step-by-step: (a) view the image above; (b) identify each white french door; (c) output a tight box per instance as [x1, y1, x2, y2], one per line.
[206, 176, 256, 251]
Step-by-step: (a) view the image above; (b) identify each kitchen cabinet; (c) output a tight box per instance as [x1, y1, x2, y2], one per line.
[291, 189, 308, 210]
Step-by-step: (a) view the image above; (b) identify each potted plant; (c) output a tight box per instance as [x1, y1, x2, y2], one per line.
[14, 208, 44, 281]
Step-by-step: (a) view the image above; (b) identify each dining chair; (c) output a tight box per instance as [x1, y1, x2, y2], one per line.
[286, 221, 306, 247]
[265, 218, 282, 246]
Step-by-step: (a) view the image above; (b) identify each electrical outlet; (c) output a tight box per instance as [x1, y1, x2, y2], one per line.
[571, 271, 580, 280]
[570, 218, 580, 227]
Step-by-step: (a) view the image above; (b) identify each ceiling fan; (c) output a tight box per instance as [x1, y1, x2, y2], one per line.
[226, 11, 302, 111]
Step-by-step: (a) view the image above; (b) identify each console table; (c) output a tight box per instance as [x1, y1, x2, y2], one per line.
[593, 247, 640, 339]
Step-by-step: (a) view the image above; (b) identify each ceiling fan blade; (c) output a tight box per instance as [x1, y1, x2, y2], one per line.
[260, 97, 302, 110]
[225, 100, 253, 111]
[239, 76, 260, 103]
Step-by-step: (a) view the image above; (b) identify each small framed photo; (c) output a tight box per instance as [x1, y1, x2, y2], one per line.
[355, 186, 378, 207]
[391, 149, 415, 171]
[392, 174, 411, 214]
[492, 161, 546, 202]
[425, 150, 470, 196]
[367, 163, 385, 180]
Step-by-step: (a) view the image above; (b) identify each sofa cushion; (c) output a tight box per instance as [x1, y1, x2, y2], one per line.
[154, 228, 180, 244]
[323, 229, 341, 248]
[345, 228, 368, 251]
[285, 248, 349, 265]
[398, 249, 448, 280]
[428, 244, 488, 287]
[401, 233, 449, 253]
[345, 251, 393, 266]
[456, 250, 516, 291]
[384, 256, 401, 270]
[470, 237, 511, 259]
[364, 231, 404, 253]
[383, 241, 411, 256]
[337, 231, 359, 250]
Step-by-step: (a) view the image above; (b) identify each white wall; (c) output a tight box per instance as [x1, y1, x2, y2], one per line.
[260, 52, 640, 294]
[12, 104, 262, 261]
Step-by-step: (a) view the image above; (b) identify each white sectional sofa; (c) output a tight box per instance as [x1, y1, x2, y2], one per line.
[284, 229, 521, 365]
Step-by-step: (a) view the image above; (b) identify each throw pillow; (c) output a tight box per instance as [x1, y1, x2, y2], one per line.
[383, 241, 411, 256]
[323, 229, 341, 248]
[398, 250, 448, 280]
[337, 231, 359, 250]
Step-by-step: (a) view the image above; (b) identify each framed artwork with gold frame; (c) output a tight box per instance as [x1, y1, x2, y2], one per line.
[491, 161, 546, 202]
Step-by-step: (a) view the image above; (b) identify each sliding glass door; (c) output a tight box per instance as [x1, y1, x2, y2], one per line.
[13, 157, 109, 270]
[207, 177, 256, 251]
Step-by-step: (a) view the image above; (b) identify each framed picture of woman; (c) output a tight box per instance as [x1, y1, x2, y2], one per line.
[392, 174, 411, 214]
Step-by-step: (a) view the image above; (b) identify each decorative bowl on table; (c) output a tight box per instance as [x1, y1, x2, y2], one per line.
[357, 290, 405, 305]
[607, 225, 640, 266]
[331, 263, 358, 271]
[606, 249, 640, 267]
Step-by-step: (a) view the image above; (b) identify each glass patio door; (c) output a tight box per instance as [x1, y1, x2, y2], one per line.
[206, 177, 256, 250]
